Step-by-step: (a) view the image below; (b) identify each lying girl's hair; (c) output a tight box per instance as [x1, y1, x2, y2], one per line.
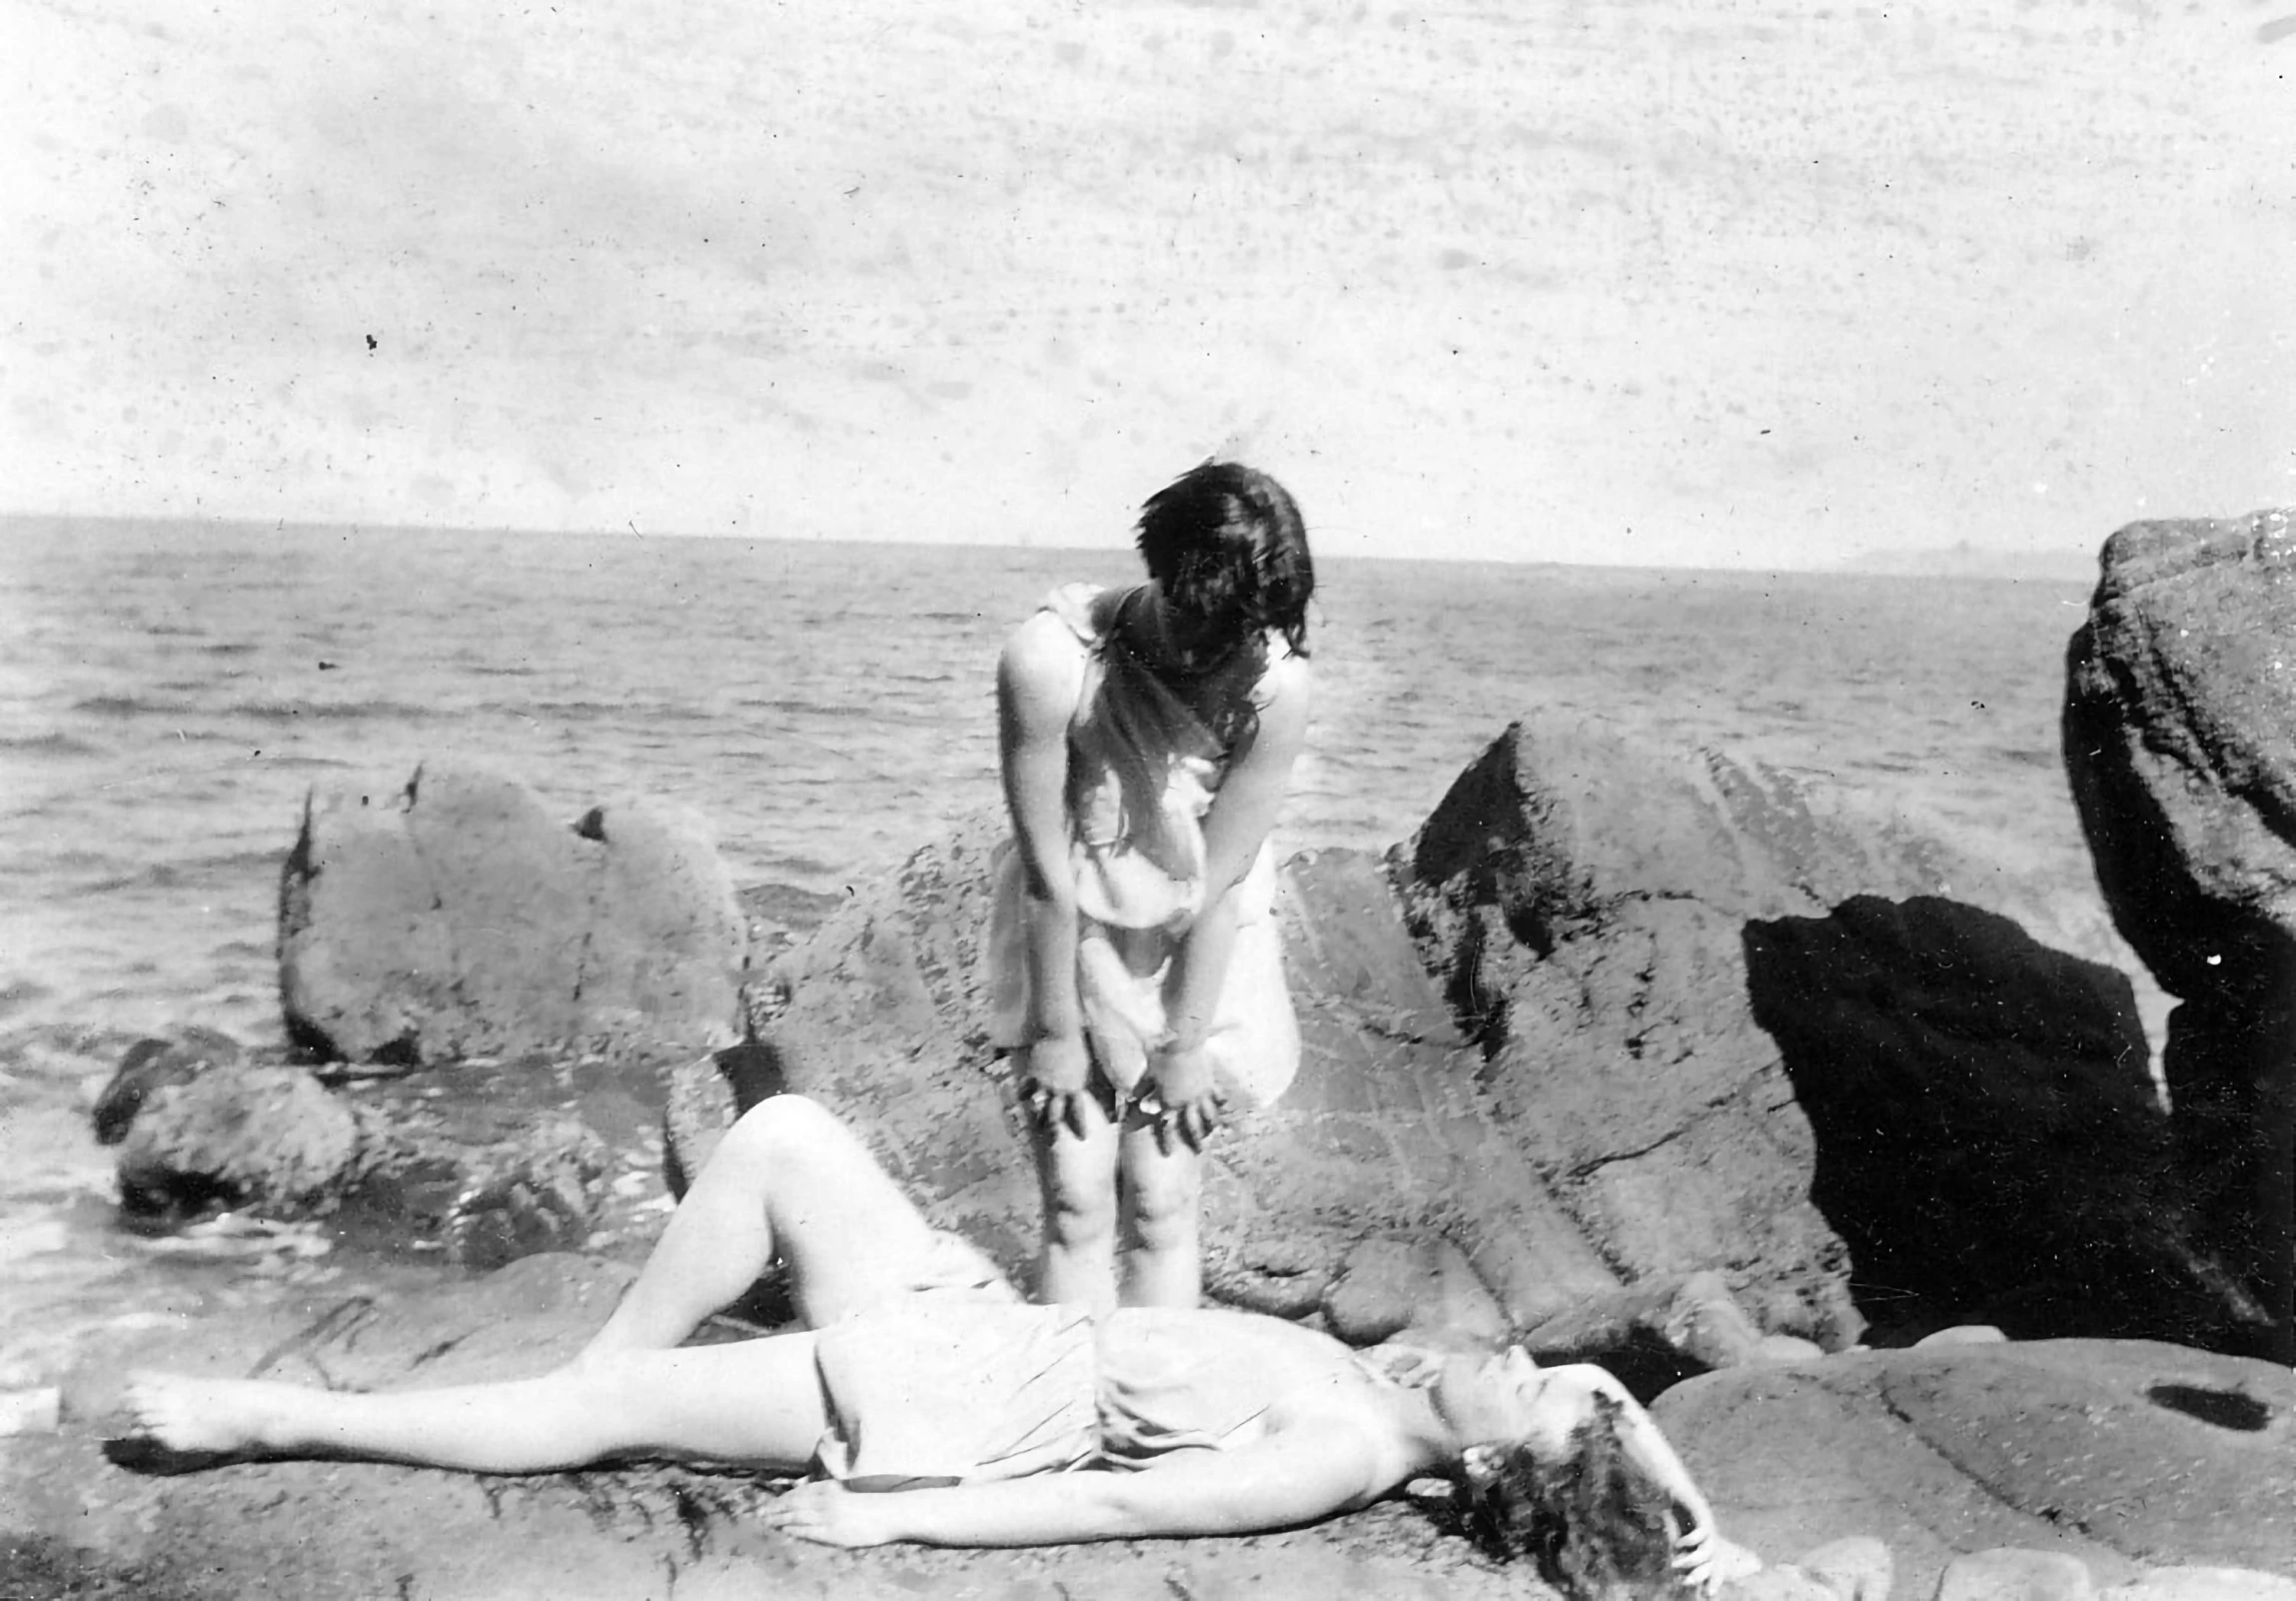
[1134, 461, 1315, 659]
[1461, 1391, 1685, 1601]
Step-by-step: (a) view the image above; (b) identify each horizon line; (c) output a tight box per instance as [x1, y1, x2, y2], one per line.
[0, 510, 2105, 581]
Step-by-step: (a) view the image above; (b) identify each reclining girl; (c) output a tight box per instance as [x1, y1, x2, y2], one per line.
[111, 1095, 1730, 1599]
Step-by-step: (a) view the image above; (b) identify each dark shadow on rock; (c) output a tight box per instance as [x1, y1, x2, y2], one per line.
[1744, 892, 2251, 1348]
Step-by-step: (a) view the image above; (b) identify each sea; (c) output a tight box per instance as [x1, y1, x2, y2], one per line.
[0, 518, 2124, 1399]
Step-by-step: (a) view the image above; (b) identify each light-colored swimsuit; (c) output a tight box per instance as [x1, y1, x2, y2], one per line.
[811, 1287, 1390, 1487]
[984, 583, 1301, 1110]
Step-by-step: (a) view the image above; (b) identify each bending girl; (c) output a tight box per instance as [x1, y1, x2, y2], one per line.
[112, 1095, 1729, 1600]
[990, 461, 1314, 1313]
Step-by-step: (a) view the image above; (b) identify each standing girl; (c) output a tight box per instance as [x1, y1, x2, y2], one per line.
[989, 462, 1314, 1314]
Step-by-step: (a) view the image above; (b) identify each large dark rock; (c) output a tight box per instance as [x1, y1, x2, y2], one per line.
[279, 763, 746, 1067]
[1657, 1338, 2296, 1601]
[1397, 714, 2242, 1350]
[2065, 509, 2296, 1361]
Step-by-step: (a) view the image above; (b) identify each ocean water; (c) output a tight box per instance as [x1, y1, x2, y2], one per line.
[0, 518, 2115, 1383]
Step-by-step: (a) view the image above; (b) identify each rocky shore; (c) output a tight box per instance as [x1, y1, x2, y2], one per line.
[6, 515, 2294, 1599]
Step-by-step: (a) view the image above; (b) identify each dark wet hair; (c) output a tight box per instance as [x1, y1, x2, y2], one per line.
[1462, 1393, 1684, 1601]
[1134, 462, 1314, 659]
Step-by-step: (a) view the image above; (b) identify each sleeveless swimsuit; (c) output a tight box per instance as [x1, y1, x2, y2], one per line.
[811, 1297, 1394, 1487]
[984, 583, 1301, 1109]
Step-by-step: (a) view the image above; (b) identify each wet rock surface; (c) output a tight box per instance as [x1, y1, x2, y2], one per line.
[93, 1032, 668, 1268]
[279, 762, 747, 1068]
[2065, 509, 2296, 1360]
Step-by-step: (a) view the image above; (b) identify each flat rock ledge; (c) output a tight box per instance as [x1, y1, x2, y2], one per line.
[11, 1264, 2289, 1601]
[1658, 1337, 2295, 1600]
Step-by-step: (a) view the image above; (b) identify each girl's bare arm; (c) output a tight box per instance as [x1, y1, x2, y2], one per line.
[1148, 651, 1309, 1135]
[767, 1414, 1389, 1549]
[997, 613, 1092, 1129]
[1587, 1370, 1724, 1597]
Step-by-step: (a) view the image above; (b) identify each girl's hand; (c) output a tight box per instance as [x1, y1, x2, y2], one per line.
[765, 1480, 899, 1548]
[1139, 1040, 1226, 1153]
[1671, 1500, 1722, 1598]
[1021, 1033, 1095, 1140]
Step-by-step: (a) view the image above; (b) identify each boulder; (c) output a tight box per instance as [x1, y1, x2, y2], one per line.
[685, 814, 1639, 1350]
[1655, 1338, 2296, 1601]
[90, 1028, 247, 1146]
[2064, 508, 2296, 1361]
[278, 762, 746, 1068]
[1323, 1233, 1510, 1347]
[112, 1059, 362, 1222]
[1398, 713, 2243, 1350]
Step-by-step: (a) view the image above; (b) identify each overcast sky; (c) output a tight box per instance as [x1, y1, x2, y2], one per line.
[5, 0, 2290, 568]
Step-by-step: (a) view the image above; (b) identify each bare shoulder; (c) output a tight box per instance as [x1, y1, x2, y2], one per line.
[1241, 647, 1311, 749]
[1259, 1385, 1418, 1503]
[1255, 646, 1312, 707]
[998, 610, 1087, 717]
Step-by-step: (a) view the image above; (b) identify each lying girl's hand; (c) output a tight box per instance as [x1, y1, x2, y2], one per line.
[1671, 1503, 1721, 1598]
[765, 1480, 898, 1548]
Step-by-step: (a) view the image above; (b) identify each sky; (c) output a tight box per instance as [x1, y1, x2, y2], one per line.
[4, 0, 2291, 569]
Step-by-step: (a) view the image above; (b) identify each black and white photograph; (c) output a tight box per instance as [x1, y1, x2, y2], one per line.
[2, 2, 2291, 1596]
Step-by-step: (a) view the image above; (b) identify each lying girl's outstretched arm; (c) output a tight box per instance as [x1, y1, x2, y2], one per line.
[766, 1417, 1390, 1549]
[1584, 1369, 1725, 1597]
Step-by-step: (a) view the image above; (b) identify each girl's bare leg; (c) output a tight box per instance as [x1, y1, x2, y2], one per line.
[1033, 1095, 1120, 1317]
[579, 1095, 945, 1361]
[116, 1333, 829, 1474]
[1117, 1123, 1202, 1309]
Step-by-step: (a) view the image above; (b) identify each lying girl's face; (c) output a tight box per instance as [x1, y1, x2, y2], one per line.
[1438, 1347, 1599, 1461]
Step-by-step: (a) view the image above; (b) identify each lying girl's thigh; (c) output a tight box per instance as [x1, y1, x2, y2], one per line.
[742, 1095, 1007, 1324]
[590, 1332, 831, 1469]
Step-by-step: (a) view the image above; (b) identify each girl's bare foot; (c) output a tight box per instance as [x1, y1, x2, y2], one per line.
[105, 1371, 279, 1474]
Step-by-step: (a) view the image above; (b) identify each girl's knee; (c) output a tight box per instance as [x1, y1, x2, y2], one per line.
[1045, 1185, 1118, 1250]
[726, 1093, 835, 1152]
[1124, 1167, 1202, 1255]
